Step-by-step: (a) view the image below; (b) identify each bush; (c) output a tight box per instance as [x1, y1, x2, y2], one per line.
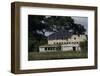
[79, 40, 88, 52]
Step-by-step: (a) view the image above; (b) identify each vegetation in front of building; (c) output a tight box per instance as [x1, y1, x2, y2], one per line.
[28, 50, 87, 60]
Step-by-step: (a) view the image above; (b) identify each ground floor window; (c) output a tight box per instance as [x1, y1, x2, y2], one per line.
[44, 46, 61, 51]
[73, 47, 76, 51]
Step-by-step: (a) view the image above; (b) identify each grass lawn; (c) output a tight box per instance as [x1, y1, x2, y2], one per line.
[28, 51, 88, 60]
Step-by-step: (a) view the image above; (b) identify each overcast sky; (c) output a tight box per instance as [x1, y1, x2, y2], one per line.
[72, 16, 88, 34]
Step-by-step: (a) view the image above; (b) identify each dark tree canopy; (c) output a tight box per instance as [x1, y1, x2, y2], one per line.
[45, 16, 86, 34]
[29, 15, 86, 36]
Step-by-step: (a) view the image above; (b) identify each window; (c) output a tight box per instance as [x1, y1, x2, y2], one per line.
[55, 47, 58, 50]
[62, 42, 63, 44]
[57, 42, 59, 44]
[78, 34, 80, 37]
[48, 47, 50, 50]
[45, 47, 47, 50]
[74, 37, 76, 40]
[73, 42, 76, 44]
[49, 47, 52, 50]
[64, 42, 66, 44]
[52, 47, 55, 50]
[58, 42, 60, 44]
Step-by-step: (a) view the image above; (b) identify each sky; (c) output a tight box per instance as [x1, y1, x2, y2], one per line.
[71, 16, 88, 34]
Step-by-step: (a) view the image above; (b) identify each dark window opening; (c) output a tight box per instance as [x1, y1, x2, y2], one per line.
[73, 47, 76, 51]
[45, 47, 47, 50]
[74, 37, 76, 40]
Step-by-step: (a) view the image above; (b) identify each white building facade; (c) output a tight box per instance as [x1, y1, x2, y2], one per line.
[39, 34, 87, 52]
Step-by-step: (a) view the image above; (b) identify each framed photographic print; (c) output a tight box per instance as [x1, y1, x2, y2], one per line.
[11, 2, 98, 74]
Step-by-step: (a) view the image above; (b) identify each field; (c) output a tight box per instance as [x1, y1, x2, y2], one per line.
[28, 51, 88, 60]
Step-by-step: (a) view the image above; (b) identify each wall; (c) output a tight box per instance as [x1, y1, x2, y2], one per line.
[0, 0, 100, 76]
[48, 35, 86, 44]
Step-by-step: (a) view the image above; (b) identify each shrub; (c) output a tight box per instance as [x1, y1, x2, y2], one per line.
[79, 40, 88, 52]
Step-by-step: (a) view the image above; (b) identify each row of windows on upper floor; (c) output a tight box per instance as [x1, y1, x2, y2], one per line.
[53, 42, 79, 45]
[51, 37, 77, 40]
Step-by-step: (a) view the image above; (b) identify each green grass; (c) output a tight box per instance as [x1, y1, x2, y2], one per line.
[28, 51, 88, 60]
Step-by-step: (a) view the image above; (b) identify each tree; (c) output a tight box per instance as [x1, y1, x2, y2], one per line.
[28, 15, 49, 34]
[28, 15, 86, 37]
[79, 40, 88, 52]
[44, 16, 75, 32]
[72, 24, 86, 34]
[44, 16, 86, 34]
[28, 15, 48, 52]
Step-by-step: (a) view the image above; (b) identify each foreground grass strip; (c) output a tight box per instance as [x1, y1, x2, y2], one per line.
[28, 51, 88, 60]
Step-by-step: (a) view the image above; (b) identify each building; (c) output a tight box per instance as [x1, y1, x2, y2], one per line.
[39, 30, 87, 52]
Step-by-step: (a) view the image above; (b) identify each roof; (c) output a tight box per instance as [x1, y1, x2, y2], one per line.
[48, 30, 73, 40]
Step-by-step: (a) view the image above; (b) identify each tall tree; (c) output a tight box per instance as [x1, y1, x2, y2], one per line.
[28, 15, 48, 52]
[44, 16, 86, 34]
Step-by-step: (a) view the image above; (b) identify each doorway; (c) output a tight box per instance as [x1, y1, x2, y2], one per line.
[73, 47, 76, 51]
